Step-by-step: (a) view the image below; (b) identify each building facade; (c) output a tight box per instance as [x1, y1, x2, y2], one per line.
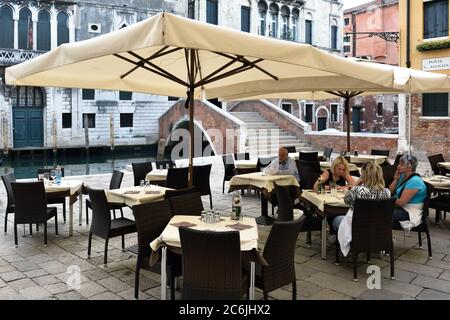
[0, 0, 186, 152]
[399, 0, 450, 161]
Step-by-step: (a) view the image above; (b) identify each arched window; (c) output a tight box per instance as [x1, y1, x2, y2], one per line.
[292, 8, 299, 41]
[269, 3, 279, 38]
[57, 11, 69, 46]
[331, 19, 338, 50]
[0, 6, 14, 49]
[18, 8, 32, 50]
[37, 10, 51, 51]
[280, 5, 290, 40]
[305, 12, 313, 44]
[258, 1, 268, 36]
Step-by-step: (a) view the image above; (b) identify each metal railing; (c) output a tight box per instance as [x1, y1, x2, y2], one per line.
[0, 48, 46, 66]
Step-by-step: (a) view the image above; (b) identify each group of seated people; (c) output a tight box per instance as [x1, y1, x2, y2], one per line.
[262, 147, 427, 257]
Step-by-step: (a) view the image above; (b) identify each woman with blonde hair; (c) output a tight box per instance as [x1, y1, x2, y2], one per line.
[313, 156, 355, 191]
[334, 162, 391, 257]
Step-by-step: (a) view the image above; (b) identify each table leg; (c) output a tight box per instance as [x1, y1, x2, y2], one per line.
[321, 218, 327, 260]
[256, 194, 274, 225]
[69, 203, 73, 237]
[250, 261, 255, 300]
[78, 193, 83, 226]
[161, 246, 167, 300]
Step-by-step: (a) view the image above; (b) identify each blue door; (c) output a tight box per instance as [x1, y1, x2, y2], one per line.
[352, 107, 361, 132]
[11, 86, 44, 148]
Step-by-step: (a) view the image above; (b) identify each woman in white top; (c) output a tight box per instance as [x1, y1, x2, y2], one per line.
[333, 162, 391, 257]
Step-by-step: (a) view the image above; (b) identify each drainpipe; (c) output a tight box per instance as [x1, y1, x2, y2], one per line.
[351, 12, 356, 57]
[406, 0, 411, 68]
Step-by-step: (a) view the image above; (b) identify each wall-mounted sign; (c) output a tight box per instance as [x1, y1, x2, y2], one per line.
[422, 57, 450, 71]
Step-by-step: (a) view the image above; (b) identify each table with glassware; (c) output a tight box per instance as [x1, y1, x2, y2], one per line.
[44, 179, 84, 237]
[438, 162, 450, 175]
[150, 214, 263, 300]
[423, 175, 450, 191]
[349, 155, 388, 165]
[145, 169, 168, 183]
[106, 185, 172, 207]
[300, 189, 350, 259]
[228, 172, 300, 225]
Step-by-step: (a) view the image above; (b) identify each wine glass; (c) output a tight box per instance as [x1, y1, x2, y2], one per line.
[50, 170, 56, 183]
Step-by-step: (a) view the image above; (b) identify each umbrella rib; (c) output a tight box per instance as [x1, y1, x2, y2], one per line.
[119, 46, 171, 79]
[195, 64, 254, 88]
[114, 53, 189, 87]
[197, 56, 241, 86]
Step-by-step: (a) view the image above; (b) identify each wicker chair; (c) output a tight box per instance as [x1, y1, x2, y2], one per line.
[298, 160, 321, 173]
[132, 200, 180, 299]
[284, 146, 297, 154]
[85, 170, 125, 224]
[168, 192, 204, 216]
[179, 227, 248, 300]
[222, 154, 236, 194]
[86, 187, 136, 265]
[392, 182, 433, 258]
[371, 149, 390, 157]
[274, 184, 302, 221]
[393, 153, 404, 166]
[11, 181, 58, 246]
[336, 197, 396, 281]
[382, 165, 397, 188]
[428, 154, 446, 176]
[166, 167, 189, 190]
[164, 186, 198, 201]
[2, 173, 16, 234]
[155, 160, 175, 169]
[37, 168, 67, 223]
[298, 165, 322, 190]
[132, 162, 153, 186]
[256, 156, 277, 173]
[429, 193, 450, 224]
[255, 217, 304, 299]
[192, 164, 213, 209]
[299, 151, 318, 162]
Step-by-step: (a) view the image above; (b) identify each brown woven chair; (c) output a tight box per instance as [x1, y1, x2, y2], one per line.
[37, 168, 66, 223]
[166, 167, 189, 190]
[429, 193, 450, 224]
[86, 187, 136, 265]
[132, 200, 181, 299]
[256, 156, 276, 173]
[255, 217, 304, 300]
[164, 186, 198, 201]
[382, 165, 397, 188]
[132, 162, 153, 186]
[155, 160, 175, 169]
[428, 154, 446, 175]
[299, 151, 318, 162]
[11, 181, 58, 246]
[179, 227, 248, 300]
[222, 154, 236, 194]
[336, 197, 396, 281]
[2, 172, 16, 234]
[284, 146, 297, 154]
[371, 149, 390, 157]
[168, 192, 204, 216]
[192, 164, 213, 209]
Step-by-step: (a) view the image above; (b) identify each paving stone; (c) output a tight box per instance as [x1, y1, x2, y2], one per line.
[417, 289, 450, 300]
[19, 286, 51, 300]
[97, 276, 131, 293]
[3, 255, 25, 263]
[82, 268, 111, 281]
[268, 287, 293, 300]
[28, 254, 55, 264]
[305, 272, 367, 298]
[11, 260, 40, 272]
[413, 275, 450, 294]
[88, 291, 123, 300]
[380, 279, 423, 297]
[0, 270, 25, 282]
[55, 290, 85, 300]
[33, 275, 61, 287]
[38, 260, 69, 274]
[0, 265, 16, 274]
[381, 266, 418, 283]
[426, 259, 450, 271]
[8, 278, 37, 291]
[296, 280, 323, 298]
[302, 259, 344, 275]
[76, 282, 108, 298]
[117, 288, 151, 300]
[357, 289, 404, 300]
[23, 269, 49, 278]
[438, 270, 450, 282]
[44, 283, 73, 295]
[395, 260, 443, 278]
[308, 288, 352, 300]
[0, 286, 23, 299]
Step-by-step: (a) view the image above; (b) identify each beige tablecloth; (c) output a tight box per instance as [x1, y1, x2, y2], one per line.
[438, 162, 450, 171]
[45, 180, 83, 196]
[106, 185, 170, 207]
[235, 160, 257, 169]
[229, 172, 299, 194]
[423, 175, 450, 189]
[145, 169, 168, 182]
[150, 215, 259, 253]
[301, 189, 349, 212]
[349, 155, 388, 165]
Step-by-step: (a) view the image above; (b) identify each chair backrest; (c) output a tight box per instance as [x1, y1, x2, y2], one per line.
[298, 160, 321, 173]
[234, 152, 250, 160]
[299, 151, 318, 162]
[166, 167, 189, 190]
[422, 182, 434, 219]
[11, 181, 47, 224]
[169, 192, 204, 216]
[192, 164, 212, 196]
[155, 160, 175, 169]
[2, 172, 16, 207]
[109, 170, 124, 190]
[262, 217, 304, 291]
[382, 165, 397, 188]
[285, 146, 297, 154]
[132, 162, 153, 186]
[428, 154, 445, 175]
[37, 167, 65, 178]
[351, 197, 396, 253]
[86, 187, 112, 238]
[274, 184, 294, 221]
[256, 156, 276, 172]
[323, 147, 333, 160]
[179, 227, 243, 299]
[393, 153, 403, 166]
[164, 186, 198, 201]
[371, 149, 390, 157]
[298, 165, 322, 190]
[132, 200, 172, 258]
[222, 154, 236, 180]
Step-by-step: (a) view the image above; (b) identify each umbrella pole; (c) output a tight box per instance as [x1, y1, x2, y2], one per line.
[188, 86, 194, 187]
[345, 92, 351, 152]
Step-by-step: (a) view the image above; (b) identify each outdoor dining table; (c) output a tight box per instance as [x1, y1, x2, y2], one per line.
[423, 175, 450, 190]
[145, 169, 168, 182]
[349, 155, 388, 165]
[150, 214, 262, 300]
[45, 179, 84, 237]
[228, 172, 299, 225]
[438, 162, 450, 174]
[106, 185, 171, 207]
[300, 189, 350, 259]
[235, 159, 257, 170]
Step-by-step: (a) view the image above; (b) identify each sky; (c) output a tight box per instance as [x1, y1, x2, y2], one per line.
[343, 0, 373, 10]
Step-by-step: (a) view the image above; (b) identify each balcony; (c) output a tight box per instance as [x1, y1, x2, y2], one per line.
[0, 48, 46, 66]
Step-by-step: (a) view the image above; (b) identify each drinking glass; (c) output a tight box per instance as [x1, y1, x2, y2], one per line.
[38, 173, 44, 181]
[140, 180, 145, 187]
[201, 210, 207, 223]
[50, 170, 56, 182]
[145, 180, 150, 189]
[43, 172, 50, 185]
[329, 181, 337, 196]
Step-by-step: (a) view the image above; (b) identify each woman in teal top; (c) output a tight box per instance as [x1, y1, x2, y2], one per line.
[388, 154, 427, 229]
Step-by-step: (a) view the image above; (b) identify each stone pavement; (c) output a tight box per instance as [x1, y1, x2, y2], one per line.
[0, 155, 449, 300]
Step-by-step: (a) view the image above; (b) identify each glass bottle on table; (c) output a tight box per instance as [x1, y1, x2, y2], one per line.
[231, 193, 242, 220]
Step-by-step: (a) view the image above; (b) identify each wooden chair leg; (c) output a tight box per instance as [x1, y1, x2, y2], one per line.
[418, 232, 422, 248]
[353, 252, 358, 282]
[104, 238, 109, 265]
[222, 181, 225, 194]
[209, 194, 213, 210]
[335, 240, 340, 265]
[14, 223, 18, 246]
[43, 222, 47, 246]
[390, 247, 395, 280]
[63, 201, 66, 223]
[54, 214, 58, 236]
[29, 224, 33, 236]
[121, 235, 125, 251]
[36, 224, 39, 232]
[112, 210, 117, 219]
[135, 255, 141, 299]
[87, 233, 92, 258]
[426, 230, 432, 259]
[85, 201, 89, 225]
[4, 212, 8, 234]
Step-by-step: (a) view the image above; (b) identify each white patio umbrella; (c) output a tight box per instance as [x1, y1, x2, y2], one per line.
[6, 13, 398, 183]
[218, 58, 450, 153]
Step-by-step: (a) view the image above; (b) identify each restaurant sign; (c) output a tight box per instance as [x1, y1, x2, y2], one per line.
[422, 57, 450, 71]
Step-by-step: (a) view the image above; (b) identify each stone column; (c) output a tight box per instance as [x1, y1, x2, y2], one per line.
[13, 19, 19, 49]
[32, 19, 37, 51]
[397, 93, 408, 153]
[50, 6, 57, 49]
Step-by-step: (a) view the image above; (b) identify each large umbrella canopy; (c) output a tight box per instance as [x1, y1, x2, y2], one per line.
[6, 13, 398, 182]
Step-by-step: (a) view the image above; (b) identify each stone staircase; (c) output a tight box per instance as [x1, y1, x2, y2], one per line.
[230, 111, 312, 157]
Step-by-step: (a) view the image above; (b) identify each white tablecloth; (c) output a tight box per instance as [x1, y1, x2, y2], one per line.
[106, 185, 170, 207]
[301, 189, 349, 212]
[145, 169, 168, 182]
[423, 175, 450, 189]
[45, 180, 83, 196]
[229, 172, 299, 194]
[349, 155, 387, 165]
[438, 162, 450, 170]
[235, 160, 257, 169]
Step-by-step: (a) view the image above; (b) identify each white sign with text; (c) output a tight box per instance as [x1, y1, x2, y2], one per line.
[422, 57, 450, 71]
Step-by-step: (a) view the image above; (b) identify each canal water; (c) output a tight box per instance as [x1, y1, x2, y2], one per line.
[0, 149, 158, 179]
